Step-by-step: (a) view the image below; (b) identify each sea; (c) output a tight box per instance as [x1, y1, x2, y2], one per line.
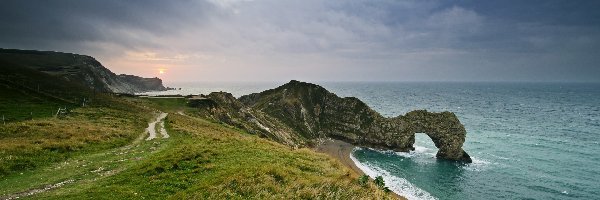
[141, 81, 600, 200]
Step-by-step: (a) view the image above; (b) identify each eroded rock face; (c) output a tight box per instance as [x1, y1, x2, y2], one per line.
[401, 110, 471, 162]
[0, 49, 167, 94]
[195, 80, 472, 162]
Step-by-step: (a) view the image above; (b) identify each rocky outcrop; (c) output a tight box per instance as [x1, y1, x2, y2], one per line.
[194, 80, 472, 162]
[401, 110, 471, 162]
[0, 49, 167, 94]
[189, 92, 307, 147]
[117, 74, 166, 93]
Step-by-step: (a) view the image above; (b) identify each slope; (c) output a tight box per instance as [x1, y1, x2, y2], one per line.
[0, 49, 167, 94]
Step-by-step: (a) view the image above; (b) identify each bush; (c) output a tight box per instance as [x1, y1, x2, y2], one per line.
[358, 175, 369, 187]
[374, 176, 385, 188]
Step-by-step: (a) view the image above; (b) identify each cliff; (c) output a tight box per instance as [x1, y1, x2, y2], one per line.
[0, 49, 167, 94]
[192, 80, 472, 162]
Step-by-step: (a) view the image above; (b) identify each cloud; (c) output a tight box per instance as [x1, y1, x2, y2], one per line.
[1, 0, 599, 82]
[0, 0, 213, 52]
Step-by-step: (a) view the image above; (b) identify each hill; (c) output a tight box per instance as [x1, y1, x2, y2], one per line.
[192, 80, 472, 162]
[0, 51, 396, 199]
[0, 49, 167, 94]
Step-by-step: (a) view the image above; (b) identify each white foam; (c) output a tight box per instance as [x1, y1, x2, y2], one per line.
[462, 157, 492, 171]
[350, 148, 437, 200]
[393, 145, 436, 158]
[471, 157, 490, 165]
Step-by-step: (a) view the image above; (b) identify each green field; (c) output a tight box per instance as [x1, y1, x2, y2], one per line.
[0, 53, 394, 198]
[0, 92, 393, 199]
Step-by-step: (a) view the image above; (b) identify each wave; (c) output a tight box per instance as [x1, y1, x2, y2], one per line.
[463, 157, 492, 171]
[393, 145, 437, 158]
[350, 148, 437, 200]
[366, 145, 494, 172]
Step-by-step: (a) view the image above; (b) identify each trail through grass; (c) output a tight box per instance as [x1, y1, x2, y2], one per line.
[0, 109, 166, 199]
[1, 98, 395, 199]
[28, 113, 393, 199]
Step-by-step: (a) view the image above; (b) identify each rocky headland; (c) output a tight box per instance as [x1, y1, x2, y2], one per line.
[0, 49, 167, 94]
[189, 80, 472, 162]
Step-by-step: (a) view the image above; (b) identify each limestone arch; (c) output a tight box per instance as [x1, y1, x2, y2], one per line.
[404, 110, 471, 162]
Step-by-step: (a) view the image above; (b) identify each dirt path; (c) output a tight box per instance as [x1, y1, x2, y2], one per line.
[0, 180, 74, 200]
[146, 112, 168, 140]
[1, 112, 171, 200]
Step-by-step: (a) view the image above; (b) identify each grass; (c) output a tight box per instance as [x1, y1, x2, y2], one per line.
[1, 95, 395, 199]
[0, 83, 68, 121]
[0, 105, 152, 177]
[31, 113, 393, 199]
[0, 51, 399, 199]
[130, 97, 192, 113]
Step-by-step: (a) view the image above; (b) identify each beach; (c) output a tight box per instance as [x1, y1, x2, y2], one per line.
[314, 139, 364, 176]
[315, 139, 406, 200]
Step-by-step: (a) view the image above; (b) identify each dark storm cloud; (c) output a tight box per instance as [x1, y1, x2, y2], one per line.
[0, 0, 213, 50]
[0, 0, 599, 82]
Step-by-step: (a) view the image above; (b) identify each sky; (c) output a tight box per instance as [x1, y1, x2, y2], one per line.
[1, 0, 599, 82]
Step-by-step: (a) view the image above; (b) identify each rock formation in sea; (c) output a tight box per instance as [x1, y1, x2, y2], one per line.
[190, 80, 472, 163]
[0, 49, 167, 94]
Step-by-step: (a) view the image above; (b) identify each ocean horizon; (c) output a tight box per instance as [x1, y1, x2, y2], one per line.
[141, 81, 600, 200]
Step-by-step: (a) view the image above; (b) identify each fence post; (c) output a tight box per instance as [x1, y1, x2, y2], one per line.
[2, 115, 4, 125]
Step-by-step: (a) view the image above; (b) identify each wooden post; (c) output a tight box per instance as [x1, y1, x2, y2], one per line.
[2, 115, 5, 125]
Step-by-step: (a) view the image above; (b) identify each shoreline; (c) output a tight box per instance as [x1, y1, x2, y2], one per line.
[314, 139, 406, 200]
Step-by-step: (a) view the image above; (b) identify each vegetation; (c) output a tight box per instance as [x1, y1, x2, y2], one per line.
[358, 174, 369, 187]
[1, 95, 395, 199]
[374, 176, 385, 188]
[373, 176, 392, 193]
[0, 106, 151, 176]
[0, 58, 153, 177]
[0, 56, 397, 198]
[28, 113, 393, 199]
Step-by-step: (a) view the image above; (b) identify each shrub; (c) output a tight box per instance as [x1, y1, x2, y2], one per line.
[358, 175, 369, 187]
[374, 176, 385, 188]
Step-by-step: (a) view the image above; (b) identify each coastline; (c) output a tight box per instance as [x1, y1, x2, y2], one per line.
[314, 139, 406, 200]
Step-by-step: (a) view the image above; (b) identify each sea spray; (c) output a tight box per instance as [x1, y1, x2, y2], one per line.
[350, 148, 437, 200]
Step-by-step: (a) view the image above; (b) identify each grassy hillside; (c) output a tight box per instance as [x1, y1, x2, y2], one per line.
[0, 104, 153, 177]
[0, 54, 396, 198]
[27, 111, 392, 199]
[0, 49, 81, 71]
[0, 49, 168, 94]
[0, 56, 157, 177]
[1, 94, 394, 199]
[0, 58, 93, 122]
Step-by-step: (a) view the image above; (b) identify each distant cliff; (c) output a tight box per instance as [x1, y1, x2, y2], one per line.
[190, 80, 472, 162]
[0, 49, 167, 94]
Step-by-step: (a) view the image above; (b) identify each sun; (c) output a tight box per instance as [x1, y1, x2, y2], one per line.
[159, 69, 165, 74]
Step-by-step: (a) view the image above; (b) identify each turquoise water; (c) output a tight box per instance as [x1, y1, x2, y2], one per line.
[147, 82, 600, 200]
[321, 82, 600, 200]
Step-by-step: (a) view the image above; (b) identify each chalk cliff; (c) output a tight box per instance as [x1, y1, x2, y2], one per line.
[0, 49, 167, 94]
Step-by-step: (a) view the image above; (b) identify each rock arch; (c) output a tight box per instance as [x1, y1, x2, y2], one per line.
[403, 110, 472, 162]
[207, 80, 473, 163]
